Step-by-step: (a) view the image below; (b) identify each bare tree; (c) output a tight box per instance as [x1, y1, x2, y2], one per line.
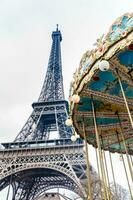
[110, 183, 130, 200]
[81, 174, 131, 200]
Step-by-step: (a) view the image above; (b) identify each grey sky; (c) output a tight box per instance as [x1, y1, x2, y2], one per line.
[0, 0, 133, 199]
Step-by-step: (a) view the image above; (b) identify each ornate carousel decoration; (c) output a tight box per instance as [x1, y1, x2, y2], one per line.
[67, 13, 133, 199]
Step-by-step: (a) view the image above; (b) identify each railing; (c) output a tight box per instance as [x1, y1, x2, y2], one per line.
[0, 138, 83, 151]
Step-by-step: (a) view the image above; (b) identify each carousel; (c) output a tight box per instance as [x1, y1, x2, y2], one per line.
[66, 13, 133, 199]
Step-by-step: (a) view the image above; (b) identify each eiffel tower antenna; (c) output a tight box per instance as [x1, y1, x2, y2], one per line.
[56, 24, 59, 31]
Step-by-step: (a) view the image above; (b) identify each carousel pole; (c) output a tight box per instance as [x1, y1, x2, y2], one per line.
[120, 153, 133, 199]
[95, 148, 103, 199]
[116, 131, 133, 199]
[82, 117, 93, 200]
[101, 135, 110, 188]
[108, 150, 118, 198]
[102, 150, 113, 199]
[91, 95, 110, 200]
[116, 69, 133, 129]
[127, 142, 133, 166]
[130, 155, 133, 166]
[116, 111, 133, 182]
[107, 136, 118, 198]
[101, 135, 113, 199]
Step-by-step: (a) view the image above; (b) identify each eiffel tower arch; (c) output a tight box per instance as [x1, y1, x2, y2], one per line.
[0, 142, 86, 199]
[0, 26, 96, 199]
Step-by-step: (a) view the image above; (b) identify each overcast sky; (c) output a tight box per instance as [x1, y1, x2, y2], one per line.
[0, 0, 133, 199]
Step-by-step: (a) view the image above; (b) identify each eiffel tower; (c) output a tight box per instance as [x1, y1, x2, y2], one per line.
[0, 26, 90, 200]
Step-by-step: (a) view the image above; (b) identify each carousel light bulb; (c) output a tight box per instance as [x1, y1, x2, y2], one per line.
[72, 94, 80, 103]
[65, 118, 73, 126]
[71, 135, 77, 142]
[99, 60, 110, 71]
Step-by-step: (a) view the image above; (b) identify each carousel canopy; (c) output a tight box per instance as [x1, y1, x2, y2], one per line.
[69, 13, 133, 155]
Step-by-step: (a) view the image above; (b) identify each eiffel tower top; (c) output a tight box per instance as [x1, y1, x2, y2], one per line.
[38, 25, 64, 102]
[13, 26, 72, 142]
[52, 24, 62, 41]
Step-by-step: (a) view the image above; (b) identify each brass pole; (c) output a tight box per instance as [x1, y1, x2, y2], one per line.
[116, 131, 133, 199]
[127, 143, 133, 166]
[95, 148, 103, 199]
[101, 136, 112, 199]
[130, 155, 133, 166]
[116, 112, 133, 182]
[117, 71, 133, 129]
[82, 119, 92, 200]
[91, 96, 109, 200]
[108, 150, 118, 198]
[107, 136, 118, 198]
[101, 136, 110, 188]
[120, 153, 133, 199]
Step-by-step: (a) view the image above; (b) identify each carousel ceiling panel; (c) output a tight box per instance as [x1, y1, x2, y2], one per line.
[70, 13, 133, 155]
[118, 48, 133, 67]
[87, 69, 133, 98]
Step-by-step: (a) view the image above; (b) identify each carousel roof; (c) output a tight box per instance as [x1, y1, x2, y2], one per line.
[69, 13, 133, 155]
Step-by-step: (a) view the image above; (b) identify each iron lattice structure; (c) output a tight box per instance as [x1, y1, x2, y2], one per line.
[0, 27, 99, 200]
[14, 27, 68, 142]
